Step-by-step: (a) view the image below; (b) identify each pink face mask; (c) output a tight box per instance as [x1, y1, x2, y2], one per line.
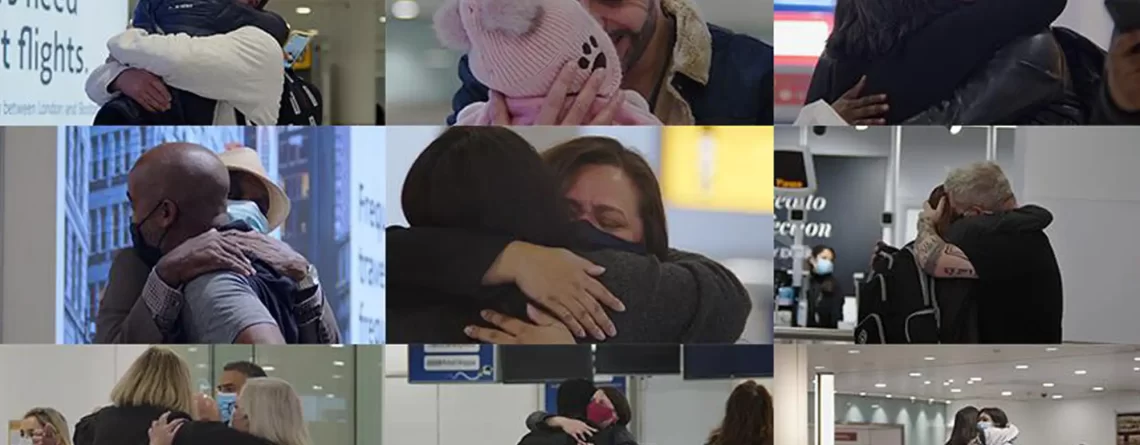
[586, 401, 616, 426]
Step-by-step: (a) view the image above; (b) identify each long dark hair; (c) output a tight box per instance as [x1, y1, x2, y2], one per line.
[707, 381, 772, 445]
[826, 0, 963, 60]
[543, 136, 669, 261]
[947, 406, 981, 445]
[401, 127, 578, 249]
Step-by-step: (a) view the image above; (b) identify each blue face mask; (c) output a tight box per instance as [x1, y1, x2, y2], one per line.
[977, 421, 992, 430]
[227, 200, 270, 234]
[813, 258, 834, 275]
[216, 392, 237, 425]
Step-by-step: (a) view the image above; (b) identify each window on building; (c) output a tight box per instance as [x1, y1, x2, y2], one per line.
[89, 209, 99, 251]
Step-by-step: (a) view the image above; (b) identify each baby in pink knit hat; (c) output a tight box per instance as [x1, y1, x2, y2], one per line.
[434, 0, 661, 125]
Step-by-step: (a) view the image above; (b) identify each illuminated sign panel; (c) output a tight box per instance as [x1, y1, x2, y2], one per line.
[662, 126, 773, 213]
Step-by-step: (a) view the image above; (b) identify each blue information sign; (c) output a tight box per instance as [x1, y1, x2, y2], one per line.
[774, 0, 834, 12]
[408, 345, 496, 383]
[543, 376, 628, 414]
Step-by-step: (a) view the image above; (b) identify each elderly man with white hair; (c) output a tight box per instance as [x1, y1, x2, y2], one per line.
[913, 161, 1063, 344]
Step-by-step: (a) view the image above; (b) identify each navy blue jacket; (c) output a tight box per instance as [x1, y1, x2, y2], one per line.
[446, 24, 773, 125]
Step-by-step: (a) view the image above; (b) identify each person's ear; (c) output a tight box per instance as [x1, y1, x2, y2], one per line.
[158, 200, 179, 226]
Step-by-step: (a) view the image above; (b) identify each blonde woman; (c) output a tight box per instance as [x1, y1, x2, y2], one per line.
[73, 347, 195, 445]
[19, 408, 71, 445]
[149, 377, 310, 445]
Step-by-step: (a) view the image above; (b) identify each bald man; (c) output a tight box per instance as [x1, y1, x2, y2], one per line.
[127, 143, 286, 344]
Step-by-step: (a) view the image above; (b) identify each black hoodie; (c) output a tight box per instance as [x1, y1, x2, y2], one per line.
[944, 205, 1063, 343]
[73, 405, 276, 445]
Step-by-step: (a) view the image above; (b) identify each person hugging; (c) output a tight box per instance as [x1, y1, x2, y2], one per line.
[432, 0, 661, 125]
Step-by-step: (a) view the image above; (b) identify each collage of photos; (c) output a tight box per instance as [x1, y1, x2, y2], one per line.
[3, 0, 1140, 444]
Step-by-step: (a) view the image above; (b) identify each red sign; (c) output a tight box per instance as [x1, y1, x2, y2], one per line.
[774, 11, 833, 67]
[774, 72, 813, 106]
[836, 431, 859, 441]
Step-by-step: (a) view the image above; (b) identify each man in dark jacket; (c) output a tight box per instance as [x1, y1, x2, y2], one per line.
[446, 0, 773, 125]
[912, 162, 1063, 344]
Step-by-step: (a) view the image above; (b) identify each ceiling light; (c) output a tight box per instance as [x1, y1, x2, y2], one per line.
[848, 349, 861, 354]
[391, 0, 420, 20]
[1093, 387, 1105, 391]
[313, 385, 323, 391]
[1043, 383, 1055, 388]
[330, 344, 344, 348]
[909, 372, 922, 377]
[951, 388, 962, 393]
[1046, 347, 1058, 352]
[924, 381, 931, 385]
[326, 394, 336, 399]
[1001, 391, 1012, 396]
[262, 366, 275, 372]
[943, 382, 951, 386]
[947, 379, 955, 383]
[928, 399, 935, 404]
[859, 392, 866, 396]
[332, 374, 342, 379]
[885, 394, 893, 398]
[1134, 367, 1140, 372]
[1052, 395, 1063, 400]
[946, 401, 952, 405]
[379, 16, 387, 23]
[1015, 365, 1029, 370]
[875, 383, 887, 388]
[967, 381, 975, 385]
[1075, 370, 1088, 375]
[815, 366, 826, 370]
[871, 404, 880, 409]
[296, 6, 312, 15]
[188, 347, 198, 352]
[924, 356, 936, 361]
[1133, 357, 1140, 362]
[910, 396, 916, 401]
[970, 377, 982, 381]
[333, 361, 345, 367]
[949, 126, 962, 135]
[854, 126, 868, 131]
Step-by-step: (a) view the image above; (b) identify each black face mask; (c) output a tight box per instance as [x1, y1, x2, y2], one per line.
[573, 220, 647, 255]
[131, 202, 174, 267]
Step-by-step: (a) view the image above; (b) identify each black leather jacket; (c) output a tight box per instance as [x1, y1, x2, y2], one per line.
[904, 30, 1079, 125]
[810, 28, 1099, 125]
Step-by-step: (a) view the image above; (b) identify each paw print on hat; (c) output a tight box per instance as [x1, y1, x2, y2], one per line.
[578, 35, 608, 72]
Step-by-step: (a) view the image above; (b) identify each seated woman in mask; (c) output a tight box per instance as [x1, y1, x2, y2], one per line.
[388, 127, 751, 344]
[95, 146, 339, 345]
[807, 0, 1078, 125]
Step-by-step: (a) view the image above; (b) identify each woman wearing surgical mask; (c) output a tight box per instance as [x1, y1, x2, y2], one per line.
[977, 408, 1019, 445]
[19, 408, 70, 445]
[149, 377, 311, 445]
[807, 245, 843, 329]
